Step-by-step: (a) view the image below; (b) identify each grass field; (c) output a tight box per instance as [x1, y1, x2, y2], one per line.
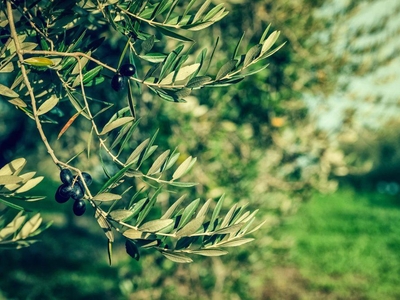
[266, 187, 400, 300]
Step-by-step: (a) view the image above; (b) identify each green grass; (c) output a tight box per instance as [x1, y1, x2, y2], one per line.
[279, 187, 400, 300]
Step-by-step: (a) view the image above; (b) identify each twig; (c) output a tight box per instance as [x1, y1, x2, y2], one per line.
[117, 6, 181, 29]
[74, 55, 126, 166]
[20, 49, 189, 89]
[14, 4, 55, 51]
[6, 0, 60, 166]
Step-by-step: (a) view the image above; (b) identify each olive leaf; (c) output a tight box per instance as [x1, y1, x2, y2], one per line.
[138, 219, 174, 232]
[172, 156, 195, 180]
[159, 63, 200, 84]
[0, 83, 19, 98]
[100, 117, 135, 135]
[176, 215, 204, 237]
[24, 57, 54, 67]
[93, 193, 122, 201]
[161, 194, 187, 219]
[0, 175, 23, 185]
[37, 95, 59, 115]
[147, 150, 170, 175]
[189, 249, 228, 256]
[109, 209, 134, 221]
[177, 198, 200, 230]
[160, 250, 193, 263]
[261, 30, 280, 54]
[215, 59, 237, 80]
[95, 209, 114, 242]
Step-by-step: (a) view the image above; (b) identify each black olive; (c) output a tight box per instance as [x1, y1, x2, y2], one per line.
[73, 199, 86, 216]
[119, 64, 136, 77]
[70, 183, 84, 200]
[78, 172, 92, 187]
[60, 169, 73, 184]
[111, 74, 126, 91]
[55, 184, 72, 203]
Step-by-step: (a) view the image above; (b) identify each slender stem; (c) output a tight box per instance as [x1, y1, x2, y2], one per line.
[6, 0, 60, 166]
[20, 49, 191, 89]
[15, 4, 55, 51]
[75, 55, 126, 166]
[117, 6, 181, 29]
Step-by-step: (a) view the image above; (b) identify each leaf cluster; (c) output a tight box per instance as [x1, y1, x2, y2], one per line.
[0, 158, 49, 249]
[96, 189, 264, 263]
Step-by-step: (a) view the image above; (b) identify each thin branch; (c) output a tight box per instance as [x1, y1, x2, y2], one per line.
[20, 49, 189, 89]
[117, 6, 181, 29]
[15, 4, 55, 51]
[19, 49, 127, 167]
[20, 48, 268, 91]
[75, 55, 126, 166]
[6, 0, 60, 166]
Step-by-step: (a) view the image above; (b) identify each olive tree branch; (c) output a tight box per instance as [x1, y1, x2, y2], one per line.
[19, 49, 246, 91]
[17, 49, 126, 167]
[6, 2, 102, 212]
[6, 0, 60, 166]
[20, 49, 189, 89]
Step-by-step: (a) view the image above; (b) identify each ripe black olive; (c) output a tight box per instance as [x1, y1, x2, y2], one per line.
[70, 183, 84, 200]
[73, 199, 86, 216]
[60, 169, 73, 184]
[119, 64, 136, 77]
[55, 184, 72, 203]
[78, 172, 92, 187]
[111, 74, 126, 91]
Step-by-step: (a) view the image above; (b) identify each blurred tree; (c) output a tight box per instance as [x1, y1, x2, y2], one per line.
[305, 0, 400, 187]
[307, 0, 400, 132]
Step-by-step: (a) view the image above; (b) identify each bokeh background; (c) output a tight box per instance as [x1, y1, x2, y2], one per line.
[1, 0, 400, 299]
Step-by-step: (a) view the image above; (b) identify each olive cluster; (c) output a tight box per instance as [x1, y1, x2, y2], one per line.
[111, 63, 136, 91]
[55, 169, 92, 216]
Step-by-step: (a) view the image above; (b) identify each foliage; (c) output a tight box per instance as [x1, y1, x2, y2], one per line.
[0, 0, 287, 263]
[0, 158, 49, 249]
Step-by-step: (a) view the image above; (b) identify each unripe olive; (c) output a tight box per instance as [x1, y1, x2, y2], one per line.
[60, 169, 73, 184]
[111, 74, 126, 91]
[73, 199, 86, 216]
[119, 64, 136, 77]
